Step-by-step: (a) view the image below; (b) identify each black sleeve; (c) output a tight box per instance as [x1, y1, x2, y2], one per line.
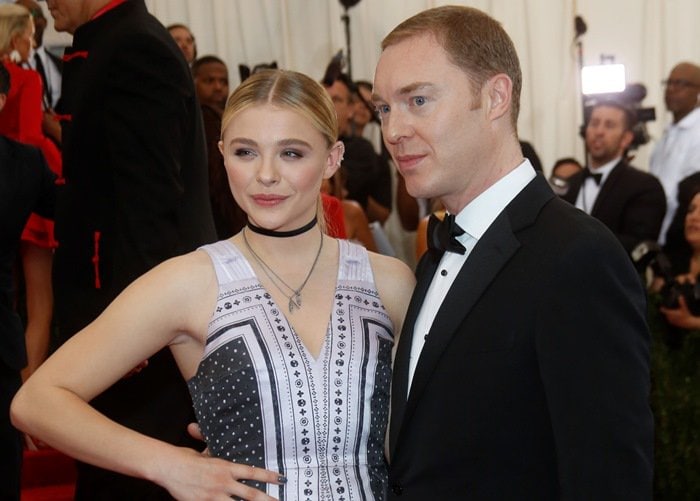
[537, 225, 653, 499]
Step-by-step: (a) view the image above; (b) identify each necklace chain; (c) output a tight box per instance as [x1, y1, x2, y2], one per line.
[242, 228, 324, 313]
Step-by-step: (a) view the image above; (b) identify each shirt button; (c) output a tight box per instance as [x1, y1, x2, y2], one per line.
[440, 269, 448, 276]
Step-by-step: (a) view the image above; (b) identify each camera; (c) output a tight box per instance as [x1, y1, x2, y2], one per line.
[631, 241, 700, 314]
[580, 83, 656, 150]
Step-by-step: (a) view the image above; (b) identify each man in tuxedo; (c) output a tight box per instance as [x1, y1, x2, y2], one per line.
[372, 6, 653, 499]
[561, 101, 666, 253]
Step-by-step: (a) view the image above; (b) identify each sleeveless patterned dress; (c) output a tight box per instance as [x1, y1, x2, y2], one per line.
[188, 239, 394, 500]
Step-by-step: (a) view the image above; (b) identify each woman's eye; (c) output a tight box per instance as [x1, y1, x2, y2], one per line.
[412, 96, 426, 106]
[233, 148, 255, 157]
[282, 150, 303, 159]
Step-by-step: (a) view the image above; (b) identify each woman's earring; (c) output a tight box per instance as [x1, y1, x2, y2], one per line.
[9, 50, 21, 63]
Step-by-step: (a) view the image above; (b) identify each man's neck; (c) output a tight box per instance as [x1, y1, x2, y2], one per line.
[589, 156, 622, 172]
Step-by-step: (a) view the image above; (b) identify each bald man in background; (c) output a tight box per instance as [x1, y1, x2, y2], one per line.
[650, 62, 700, 248]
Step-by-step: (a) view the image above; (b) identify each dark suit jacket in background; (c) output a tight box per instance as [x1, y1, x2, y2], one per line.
[201, 103, 246, 239]
[0, 138, 56, 371]
[389, 175, 653, 500]
[0, 137, 55, 501]
[52, 1, 215, 498]
[562, 160, 666, 253]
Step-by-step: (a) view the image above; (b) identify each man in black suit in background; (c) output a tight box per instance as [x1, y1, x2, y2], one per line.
[0, 63, 56, 501]
[192, 55, 246, 239]
[46, 0, 215, 498]
[562, 101, 666, 253]
[372, 6, 653, 499]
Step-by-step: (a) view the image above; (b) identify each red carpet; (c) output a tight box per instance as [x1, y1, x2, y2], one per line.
[21, 448, 76, 501]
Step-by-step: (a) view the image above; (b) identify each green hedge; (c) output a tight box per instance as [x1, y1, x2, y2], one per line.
[648, 295, 700, 500]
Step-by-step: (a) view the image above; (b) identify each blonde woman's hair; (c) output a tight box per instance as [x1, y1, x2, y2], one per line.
[0, 4, 31, 55]
[221, 69, 338, 147]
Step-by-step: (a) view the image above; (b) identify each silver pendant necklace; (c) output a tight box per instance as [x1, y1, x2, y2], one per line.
[242, 228, 324, 313]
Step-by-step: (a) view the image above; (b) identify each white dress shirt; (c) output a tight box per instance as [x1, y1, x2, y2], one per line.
[28, 46, 62, 109]
[650, 107, 700, 243]
[407, 160, 537, 393]
[574, 157, 620, 214]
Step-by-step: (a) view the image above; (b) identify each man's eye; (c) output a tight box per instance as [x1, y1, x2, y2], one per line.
[412, 96, 426, 106]
[376, 104, 390, 115]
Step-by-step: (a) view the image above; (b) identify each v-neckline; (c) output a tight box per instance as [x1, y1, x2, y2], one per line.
[224, 239, 341, 362]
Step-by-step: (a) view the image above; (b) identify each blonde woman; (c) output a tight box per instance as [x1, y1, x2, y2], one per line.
[12, 69, 414, 500]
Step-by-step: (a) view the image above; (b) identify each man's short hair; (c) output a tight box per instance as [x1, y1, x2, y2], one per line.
[191, 55, 227, 77]
[0, 62, 10, 94]
[322, 72, 355, 94]
[587, 100, 638, 132]
[381, 5, 522, 131]
[166, 23, 192, 35]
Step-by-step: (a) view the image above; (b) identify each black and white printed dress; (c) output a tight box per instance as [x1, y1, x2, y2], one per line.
[188, 239, 394, 500]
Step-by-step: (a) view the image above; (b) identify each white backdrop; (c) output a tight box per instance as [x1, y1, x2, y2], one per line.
[40, 0, 700, 173]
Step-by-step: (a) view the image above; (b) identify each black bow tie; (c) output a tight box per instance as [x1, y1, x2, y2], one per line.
[427, 213, 466, 255]
[582, 169, 602, 185]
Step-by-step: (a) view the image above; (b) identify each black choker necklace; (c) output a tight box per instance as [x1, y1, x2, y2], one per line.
[247, 216, 318, 238]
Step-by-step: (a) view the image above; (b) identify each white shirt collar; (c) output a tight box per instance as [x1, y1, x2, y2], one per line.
[589, 156, 621, 184]
[453, 159, 537, 241]
[674, 107, 700, 130]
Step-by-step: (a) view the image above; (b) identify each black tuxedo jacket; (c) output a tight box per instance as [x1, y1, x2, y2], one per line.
[0, 137, 55, 371]
[389, 175, 653, 499]
[562, 160, 666, 252]
[52, 1, 215, 498]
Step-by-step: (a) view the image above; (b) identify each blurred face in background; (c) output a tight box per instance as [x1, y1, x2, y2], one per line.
[16, 0, 46, 47]
[552, 161, 582, 180]
[352, 85, 373, 132]
[664, 63, 700, 122]
[169, 25, 196, 64]
[685, 193, 700, 250]
[11, 17, 35, 62]
[194, 61, 229, 109]
[324, 79, 353, 137]
[585, 105, 633, 168]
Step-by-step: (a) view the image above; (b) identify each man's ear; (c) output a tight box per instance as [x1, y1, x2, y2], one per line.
[324, 141, 345, 179]
[485, 73, 513, 121]
[621, 129, 635, 151]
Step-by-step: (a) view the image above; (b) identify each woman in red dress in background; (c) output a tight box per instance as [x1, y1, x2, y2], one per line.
[0, 4, 62, 379]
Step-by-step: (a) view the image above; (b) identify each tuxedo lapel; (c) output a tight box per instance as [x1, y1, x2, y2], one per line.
[389, 249, 441, 454]
[591, 160, 624, 216]
[404, 213, 520, 414]
[392, 175, 555, 454]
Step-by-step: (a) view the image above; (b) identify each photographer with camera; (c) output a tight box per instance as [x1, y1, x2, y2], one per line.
[562, 100, 666, 254]
[652, 185, 700, 330]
